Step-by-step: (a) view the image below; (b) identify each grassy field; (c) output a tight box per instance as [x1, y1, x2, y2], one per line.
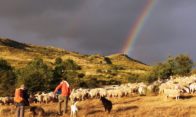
[1, 95, 196, 117]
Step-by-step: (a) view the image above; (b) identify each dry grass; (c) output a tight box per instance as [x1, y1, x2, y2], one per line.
[1, 95, 196, 117]
[0, 38, 152, 84]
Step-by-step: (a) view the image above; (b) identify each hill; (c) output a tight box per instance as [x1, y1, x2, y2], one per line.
[0, 37, 151, 83]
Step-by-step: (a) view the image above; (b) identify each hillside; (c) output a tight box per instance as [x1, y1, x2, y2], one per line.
[0, 38, 151, 83]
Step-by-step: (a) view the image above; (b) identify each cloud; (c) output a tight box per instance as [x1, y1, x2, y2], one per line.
[132, 0, 196, 63]
[0, 0, 145, 53]
[0, 0, 196, 64]
[0, 0, 83, 18]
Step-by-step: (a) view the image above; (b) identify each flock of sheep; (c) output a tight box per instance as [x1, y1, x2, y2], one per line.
[1, 74, 196, 105]
[70, 74, 196, 101]
[159, 74, 196, 100]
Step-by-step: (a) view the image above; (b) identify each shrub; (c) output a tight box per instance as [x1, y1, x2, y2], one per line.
[0, 58, 12, 71]
[86, 78, 98, 88]
[0, 59, 16, 96]
[108, 80, 121, 85]
[153, 54, 193, 80]
[79, 81, 88, 88]
[128, 77, 138, 83]
[16, 58, 53, 93]
[104, 57, 112, 64]
[63, 59, 81, 70]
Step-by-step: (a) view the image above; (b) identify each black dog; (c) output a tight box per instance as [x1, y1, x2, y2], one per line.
[100, 97, 112, 113]
[30, 106, 45, 117]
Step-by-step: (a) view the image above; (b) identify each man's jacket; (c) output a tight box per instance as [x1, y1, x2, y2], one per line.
[54, 81, 71, 96]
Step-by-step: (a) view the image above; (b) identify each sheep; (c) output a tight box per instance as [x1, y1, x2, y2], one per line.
[89, 89, 100, 98]
[138, 86, 147, 96]
[163, 88, 181, 100]
[147, 85, 155, 93]
[189, 83, 196, 93]
[42, 93, 51, 104]
[34, 92, 44, 103]
[106, 90, 114, 98]
[0, 97, 14, 105]
[98, 88, 107, 97]
[181, 86, 190, 94]
[70, 88, 90, 101]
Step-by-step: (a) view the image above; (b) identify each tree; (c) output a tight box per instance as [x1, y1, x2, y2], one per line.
[52, 57, 65, 89]
[62, 59, 81, 85]
[172, 54, 193, 75]
[153, 54, 193, 80]
[16, 58, 53, 93]
[0, 59, 16, 96]
[53, 58, 82, 88]
[154, 62, 172, 80]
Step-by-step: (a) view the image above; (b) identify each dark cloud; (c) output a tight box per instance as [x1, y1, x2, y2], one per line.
[0, 0, 196, 64]
[132, 0, 196, 63]
[0, 0, 83, 18]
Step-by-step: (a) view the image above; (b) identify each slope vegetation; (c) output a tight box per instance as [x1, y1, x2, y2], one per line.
[0, 38, 151, 83]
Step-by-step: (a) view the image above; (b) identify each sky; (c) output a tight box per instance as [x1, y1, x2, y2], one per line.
[0, 0, 196, 65]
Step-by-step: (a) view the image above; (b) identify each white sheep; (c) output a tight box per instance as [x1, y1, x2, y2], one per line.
[163, 88, 181, 100]
[138, 86, 147, 96]
[189, 83, 196, 93]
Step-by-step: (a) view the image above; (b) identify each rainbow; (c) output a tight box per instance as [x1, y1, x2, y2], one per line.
[121, 0, 157, 55]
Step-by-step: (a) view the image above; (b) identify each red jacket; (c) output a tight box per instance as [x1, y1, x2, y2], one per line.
[54, 81, 71, 96]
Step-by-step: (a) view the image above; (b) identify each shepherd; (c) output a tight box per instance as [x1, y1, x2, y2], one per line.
[54, 77, 71, 115]
[14, 84, 30, 117]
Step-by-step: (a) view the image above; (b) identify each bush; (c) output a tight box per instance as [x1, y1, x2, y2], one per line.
[86, 78, 98, 88]
[110, 65, 124, 70]
[96, 69, 102, 73]
[128, 77, 138, 83]
[0, 58, 12, 71]
[79, 81, 88, 88]
[104, 57, 112, 64]
[172, 54, 193, 75]
[153, 54, 193, 80]
[53, 57, 65, 88]
[16, 58, 53, 93]
[63, 59, 81, 70]
[53, 58, 82, 89]
[78, 73, 85, 78]
[0, 59, 16, 96]
[108, 80, 121, 85]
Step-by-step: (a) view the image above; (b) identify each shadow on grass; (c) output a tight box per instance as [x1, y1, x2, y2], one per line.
[115, 105, 138, 112]
[86, 110, 103, 115]
[114, 98, 141, 105]
[180, 95, 193, 100]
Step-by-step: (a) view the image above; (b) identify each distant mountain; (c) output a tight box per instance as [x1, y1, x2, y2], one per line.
[0, 37, 151, 83]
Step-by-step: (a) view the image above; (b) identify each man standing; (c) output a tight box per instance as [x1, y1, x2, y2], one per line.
[54, 78, 71, 115]
[14, 84, 29, 117]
